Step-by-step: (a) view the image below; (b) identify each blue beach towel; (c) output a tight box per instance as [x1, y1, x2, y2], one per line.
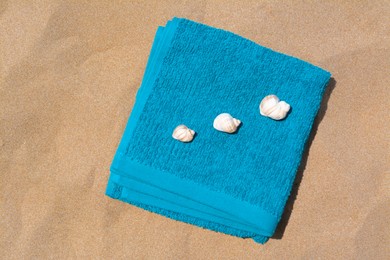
[106, 17, 331, 244]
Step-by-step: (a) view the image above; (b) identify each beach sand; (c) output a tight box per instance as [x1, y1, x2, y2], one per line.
[1, 1, 389, 258]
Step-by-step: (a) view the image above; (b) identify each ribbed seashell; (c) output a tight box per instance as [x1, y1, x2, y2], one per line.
[259, 95, 291, 120]
[172, 125, 195, 142]
[213, 113, 241, 133]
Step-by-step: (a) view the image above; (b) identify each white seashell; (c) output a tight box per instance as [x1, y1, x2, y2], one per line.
[213, 113, 241, 133]
[259, 95, 291, 120]
[172, 125, 195, 142]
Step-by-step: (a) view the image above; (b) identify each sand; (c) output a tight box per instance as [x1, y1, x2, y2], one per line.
[1, 1, 389, 259]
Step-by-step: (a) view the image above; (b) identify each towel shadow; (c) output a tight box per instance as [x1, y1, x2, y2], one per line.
[271, 77, 336, 240]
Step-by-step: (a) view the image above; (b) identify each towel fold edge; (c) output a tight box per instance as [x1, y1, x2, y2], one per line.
[109, 155, 278, 238]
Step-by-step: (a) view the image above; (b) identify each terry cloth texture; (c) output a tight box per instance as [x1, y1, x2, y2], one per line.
[106, 17, 331, 244]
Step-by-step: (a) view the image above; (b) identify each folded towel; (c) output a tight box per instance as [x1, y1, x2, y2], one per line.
[106, 17, 331, 244]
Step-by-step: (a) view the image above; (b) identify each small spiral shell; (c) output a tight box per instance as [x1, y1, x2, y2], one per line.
[172, 125, 195, 142]
[259, 95, 290, 120]
[213, 113, 241, 133]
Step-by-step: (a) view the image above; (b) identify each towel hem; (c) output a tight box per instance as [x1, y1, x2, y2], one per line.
[110, 155, 278, 237]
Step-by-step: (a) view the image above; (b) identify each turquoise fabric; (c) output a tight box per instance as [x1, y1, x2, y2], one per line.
[106, 17, 331, 244]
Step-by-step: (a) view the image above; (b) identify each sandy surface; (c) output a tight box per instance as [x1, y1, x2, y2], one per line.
[1, 1, 389, 259]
